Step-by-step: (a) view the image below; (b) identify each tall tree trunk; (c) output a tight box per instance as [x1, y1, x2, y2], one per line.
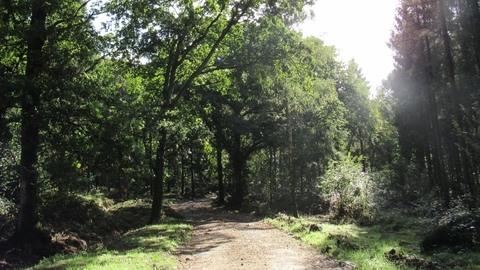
[231, 133, 245, 207]
[11, 0, 50, 251]
[231, 157, 244, 206]
[190, 150, 195, 196]
[359, 137, 366, 172]
[196, 152, 203, 192]
[467, 0, 480, 71]
[149, 127, 167, 223]
[286, 100, 298, 218]
[181, 155, 185, 195]
[423, 124, 434, 188]
[300, 164, 304, 201]
[268, 146, 274, 206]
[438, 0, 473, 203]
[216, 144, 225, 204]
[424, 35, 448, 193]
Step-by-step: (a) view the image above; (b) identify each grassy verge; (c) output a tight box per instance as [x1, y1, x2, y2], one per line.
[27, 193, 192, 270]
[30, 218, 192, 270]
[266, 213, 480, 269]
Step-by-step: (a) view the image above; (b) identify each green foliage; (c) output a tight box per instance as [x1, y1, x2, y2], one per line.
[31, 221, 192, 270]
[0, 1, 406, 266]
[79, 193, 115, 210]
[389, 0, 480, 206]
[39, 192, 108, 229]
[266, 212, 462, 269]
[113, 221, 191, 252]
[31, 251, 176, 270]
[0, 197, 14, 218]
[29, 195, 192, 269]
[0, 196, 15, 238]
[421, 206, 480, 253]
[320, 153, 376, 222]
[0, 141, 19, 201]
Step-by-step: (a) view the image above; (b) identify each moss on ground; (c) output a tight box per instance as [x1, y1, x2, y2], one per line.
[266, 212, 480, 269]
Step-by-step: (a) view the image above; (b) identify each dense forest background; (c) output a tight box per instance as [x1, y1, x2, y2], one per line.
[1, 0, 479, 255]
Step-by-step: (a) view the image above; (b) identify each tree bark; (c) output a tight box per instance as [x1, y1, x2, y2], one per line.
[196, 151, 203, 193]
[286, 99, 298, 218]
[11, 0, 50, 251]
[268, 146, 274, 206]
[231, 133, 245, 207]
[190, 150, 195, 196]
[149, 127, 167, 223]
[467, 0, 480, 72]
[181, 155, 185, 195]
[424, 35, 448, 194]
[216, 143, 225, 204]
[359, 137, 366, 172]
[438, 0, 473, 203]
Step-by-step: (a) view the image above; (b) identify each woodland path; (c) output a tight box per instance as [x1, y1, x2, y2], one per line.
[171, 198, 346, 270]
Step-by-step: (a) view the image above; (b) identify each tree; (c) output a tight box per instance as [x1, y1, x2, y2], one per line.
[438, 0, 472, 198]
[389, 0, 480, 205]
[336, 60, 376, 172]
[106, 0, 313, 221]
[0, 0, 100, 249]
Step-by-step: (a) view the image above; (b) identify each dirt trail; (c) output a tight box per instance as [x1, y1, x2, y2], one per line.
[171, 198, 346, 270]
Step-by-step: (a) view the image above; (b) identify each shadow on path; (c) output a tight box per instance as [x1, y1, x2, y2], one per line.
[171, 197, 346, 270]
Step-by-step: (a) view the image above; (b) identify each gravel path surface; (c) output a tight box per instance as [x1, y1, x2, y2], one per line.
[171, 198, 346, 270]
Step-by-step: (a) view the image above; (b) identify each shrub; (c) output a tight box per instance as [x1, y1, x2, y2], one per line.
[40, 192, 106, 224]
[0, 142, 20, 202]
[320, 153, 376, 223]
[0, 196, 15, 239]
[421, 208, 480, 253]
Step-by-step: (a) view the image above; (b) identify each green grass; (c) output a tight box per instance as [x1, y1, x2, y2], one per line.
[426, 250, 480, 269]
[78, 192, 115, 210]
[32, 251, 175, 270]
[266, 214, 480, 269]
[31, 219, 192, 270]
[266, 217, 403, 269]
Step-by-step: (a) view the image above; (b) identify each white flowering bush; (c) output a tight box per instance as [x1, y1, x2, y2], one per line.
[320, 153, 376, 222]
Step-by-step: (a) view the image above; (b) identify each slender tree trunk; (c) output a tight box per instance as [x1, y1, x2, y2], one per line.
[16, 100, 41, 248]
[231, 156, 244, 206]
[269, 148, 272, 205]
[181, 155, 185, 195]
[286, 99, 298, 218]
[190, 150, 195, 196]
[424, 136, 434, 188]
[231, 133, 245, 207]
[421, 102, 434, 187]
[368, 136, 375, 170]
[300, 164, 304, 201]
[11, 0, 50, 250]
[359, 137, 366, 172]
[424, 36, 448, 192]
[149, 128, 167, 223]
[216, 144, 224, 204]
[196, 152, 203, 192]
[273, 148, 277, 203]
[468, 0, 480, 72]
[438, 0, 473, 203]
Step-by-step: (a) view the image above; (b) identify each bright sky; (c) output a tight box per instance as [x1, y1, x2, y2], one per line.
[300, 0, 400, 93]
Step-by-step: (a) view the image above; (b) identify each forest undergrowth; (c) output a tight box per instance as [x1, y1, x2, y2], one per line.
[266, 201, 480, 270]
[2, 190, 480, 269]
[0, 192, 192, 269]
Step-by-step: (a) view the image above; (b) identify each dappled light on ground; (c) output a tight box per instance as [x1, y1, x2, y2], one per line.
[171, 198, 345, 270]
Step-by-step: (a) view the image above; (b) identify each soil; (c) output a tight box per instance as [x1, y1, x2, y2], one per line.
[0, 197, 350, 269]
[171, 198, 347, 270]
